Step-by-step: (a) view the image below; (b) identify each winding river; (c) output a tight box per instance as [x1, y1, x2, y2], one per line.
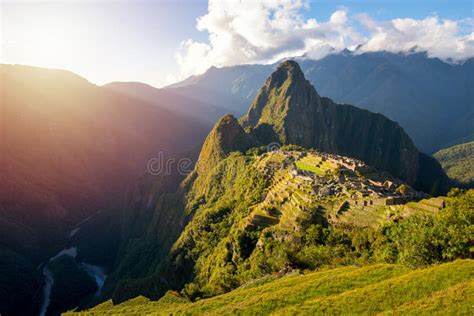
[38, 227, 107, 316]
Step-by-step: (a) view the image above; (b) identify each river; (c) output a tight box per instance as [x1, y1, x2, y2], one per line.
[38, 231, 107, 315]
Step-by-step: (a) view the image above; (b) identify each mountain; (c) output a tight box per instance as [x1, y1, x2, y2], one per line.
[195, 114, 256, 174]
[238, 60, 447, 193]
[79, 140, 471, 311]
[241, 60, 422, 185]
[166, 64, 272, 118]
[0, 64, 208, 316]
[90, 61, 461, 308]
[165, 52, 474, 154]
[65, 259, 474, 315]
[434, 141, 474, 187]
[104, 82, 225, 125]
[299, 53, 474, 154]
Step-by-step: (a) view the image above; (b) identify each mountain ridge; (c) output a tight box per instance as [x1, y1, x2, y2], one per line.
[162, 52, 474, 153]
[104, 81, 226, 125]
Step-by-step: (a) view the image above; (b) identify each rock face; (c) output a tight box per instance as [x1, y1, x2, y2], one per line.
[241, 60, 420, 185]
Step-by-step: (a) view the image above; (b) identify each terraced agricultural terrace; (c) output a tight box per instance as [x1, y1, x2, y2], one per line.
[295, 154, 336, 176]
[246, 150, 434, 231]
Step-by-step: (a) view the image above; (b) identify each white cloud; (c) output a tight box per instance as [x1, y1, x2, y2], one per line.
[173, 0, 474, 80]
[356, 14, 474, 60]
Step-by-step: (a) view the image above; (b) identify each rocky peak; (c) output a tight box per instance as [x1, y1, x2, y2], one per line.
[195, 60, 447, 192]
[265, 60, 307, 89]
[241, 60, 320, 143]
[241, 60, 424, 186]
[196, 114, 254, 175]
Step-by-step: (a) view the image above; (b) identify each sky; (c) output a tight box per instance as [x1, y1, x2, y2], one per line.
[1, 0, 473, 88]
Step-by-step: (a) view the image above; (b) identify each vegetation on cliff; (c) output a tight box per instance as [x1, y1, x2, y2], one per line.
[434, 141, 474, 187]
[165, 153, 473, 301]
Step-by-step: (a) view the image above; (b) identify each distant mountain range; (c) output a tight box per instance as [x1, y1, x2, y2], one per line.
[159, 51, 474, 154]
[104, 82, 225, 125]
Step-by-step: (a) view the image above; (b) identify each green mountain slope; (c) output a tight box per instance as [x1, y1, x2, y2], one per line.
[434, 141, 474, 186]
[101, 143, 471, 305]
[65, 259, 474, 315]
[90, 61, 457, 306]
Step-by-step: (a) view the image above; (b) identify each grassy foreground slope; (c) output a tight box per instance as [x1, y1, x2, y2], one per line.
[65, 260, 473, 315]
[434, 141, 474, 186]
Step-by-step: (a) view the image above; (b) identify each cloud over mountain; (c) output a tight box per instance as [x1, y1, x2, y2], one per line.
[174, 0, 474, 79]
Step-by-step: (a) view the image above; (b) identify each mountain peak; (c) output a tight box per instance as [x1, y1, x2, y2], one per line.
[276, 59, 303, 73]
[266, 60, 306, 88]
[196, 114, 254, 174]
[240, 60, 424, 185]
[241, 60, 320, 144]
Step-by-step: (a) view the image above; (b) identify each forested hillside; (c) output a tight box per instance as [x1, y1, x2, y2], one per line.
[434, 141, 474, 187]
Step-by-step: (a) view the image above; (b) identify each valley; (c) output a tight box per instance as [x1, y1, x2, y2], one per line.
[1, 46, 472, 316]
[38, 209, 108, 316]
[0, 64, 210, 315]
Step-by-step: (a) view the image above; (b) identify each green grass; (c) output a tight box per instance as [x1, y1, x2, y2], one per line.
[64, 260, 473, 315]
[295, 160, 325, 176]
[383, 279, 473, 315]
[404, 199, 442, 215]
[295, 154, 337, 177]
[278, 260, 473, 315]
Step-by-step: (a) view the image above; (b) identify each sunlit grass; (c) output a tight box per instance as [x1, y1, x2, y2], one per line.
[64, 260, 473, 315]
